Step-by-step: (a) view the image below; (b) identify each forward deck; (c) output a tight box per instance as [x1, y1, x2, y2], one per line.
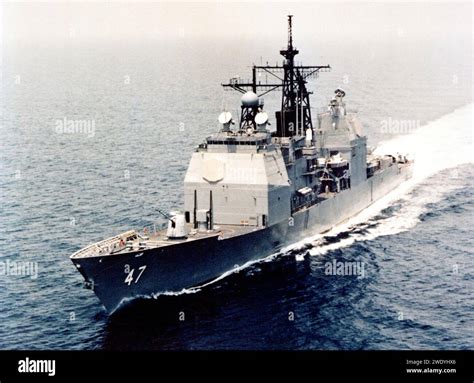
[70, 224, 259, 259]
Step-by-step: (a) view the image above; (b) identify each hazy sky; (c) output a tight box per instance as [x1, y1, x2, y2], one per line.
[1, 1, 472, 44]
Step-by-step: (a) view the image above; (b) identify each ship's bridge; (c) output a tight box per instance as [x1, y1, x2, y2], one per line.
[202, 131, 274, 153]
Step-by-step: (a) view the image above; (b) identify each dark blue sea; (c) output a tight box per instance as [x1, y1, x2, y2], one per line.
[0, 4, 472, 350]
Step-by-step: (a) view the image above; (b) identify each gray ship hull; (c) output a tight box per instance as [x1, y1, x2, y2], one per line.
[72, 162, 412, 313]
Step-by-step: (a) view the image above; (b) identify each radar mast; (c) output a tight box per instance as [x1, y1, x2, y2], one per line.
[222, 15, 331, 140]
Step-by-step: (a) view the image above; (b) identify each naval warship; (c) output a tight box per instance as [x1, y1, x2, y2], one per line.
[71, 16, 413, 313]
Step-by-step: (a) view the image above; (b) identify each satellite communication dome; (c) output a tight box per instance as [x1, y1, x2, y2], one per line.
[218, 111, 232, 124]
[255, 111, 269, 125]
[241, 91, 259, 107]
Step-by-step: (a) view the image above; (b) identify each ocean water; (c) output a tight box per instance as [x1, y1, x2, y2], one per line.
[0, 28, 472, 349]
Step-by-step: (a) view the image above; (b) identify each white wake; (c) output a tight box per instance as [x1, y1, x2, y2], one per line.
[291, 103, 473, 257]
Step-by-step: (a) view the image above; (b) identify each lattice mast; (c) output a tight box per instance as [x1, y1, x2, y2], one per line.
[222, 15, 330, 139]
